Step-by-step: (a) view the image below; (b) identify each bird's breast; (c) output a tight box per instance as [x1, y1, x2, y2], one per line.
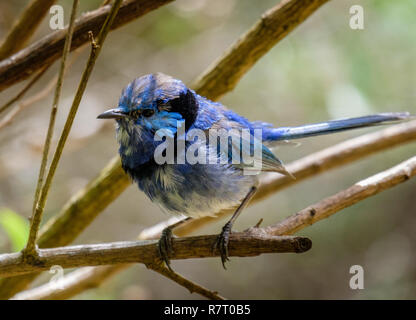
[125, 160, 256, 218]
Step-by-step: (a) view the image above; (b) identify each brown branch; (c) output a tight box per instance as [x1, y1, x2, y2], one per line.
[0, 0, 57, 60]
[145, 263, 226, 300]
[24, 0, 123, 258]
[0, 234, 311, 278]
[191, 0, 330, 100]
[0, 0, 174, 92]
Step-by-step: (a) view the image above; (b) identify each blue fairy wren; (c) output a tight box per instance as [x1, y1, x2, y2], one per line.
[98, 73, 410, 269]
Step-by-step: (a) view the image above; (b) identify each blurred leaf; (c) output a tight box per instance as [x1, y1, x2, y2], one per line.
[0, 208, 29, 252]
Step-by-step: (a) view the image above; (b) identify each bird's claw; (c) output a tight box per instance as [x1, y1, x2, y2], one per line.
[213, 221, 232, 269]
[158, 227, 174, 271]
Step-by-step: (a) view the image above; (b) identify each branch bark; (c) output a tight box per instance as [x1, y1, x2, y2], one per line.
[0, 0, 174, 92]
[0, 234, 311, 278]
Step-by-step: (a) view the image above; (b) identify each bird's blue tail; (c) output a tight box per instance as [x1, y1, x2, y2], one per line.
[264, 112, 411, 141]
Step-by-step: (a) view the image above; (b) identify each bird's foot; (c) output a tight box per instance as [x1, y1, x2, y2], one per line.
[158, 227, 174, 271]
[213, 221, 232, 269]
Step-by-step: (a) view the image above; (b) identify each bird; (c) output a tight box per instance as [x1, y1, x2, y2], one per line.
[97, 72, 410, 269]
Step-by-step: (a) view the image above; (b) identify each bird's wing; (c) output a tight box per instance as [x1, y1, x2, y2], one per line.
[207, 119, 294, 178]
[191, 101, 294, 178]
[229, 130, 295, 178]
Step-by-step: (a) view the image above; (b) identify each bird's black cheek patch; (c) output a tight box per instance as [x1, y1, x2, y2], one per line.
[169, 89, 199, 130]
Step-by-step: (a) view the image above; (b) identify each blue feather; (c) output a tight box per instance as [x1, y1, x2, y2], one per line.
[98, 73, 411, 218]
[266, 113, 410, 141]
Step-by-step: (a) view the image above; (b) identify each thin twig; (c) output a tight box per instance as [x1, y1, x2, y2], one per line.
[0, 0, 57, 60]
[146, 262, 226, 300]
[29, 0, 79, 241]
[0, 234, 311, 278]
[0, 64, 50, 115]
[0, 0, 174, 92]
[24, 0, 123, 256]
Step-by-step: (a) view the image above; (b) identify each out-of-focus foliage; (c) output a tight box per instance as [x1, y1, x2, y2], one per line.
[0, 0, 415, 299]
[0, 208, 29, 252]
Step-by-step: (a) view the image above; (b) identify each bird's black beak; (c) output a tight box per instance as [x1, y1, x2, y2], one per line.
[97, 108, 126, 119]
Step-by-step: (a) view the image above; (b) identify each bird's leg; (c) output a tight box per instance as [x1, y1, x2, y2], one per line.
[158, 217, 192, 271]
[214, 185, 258, 269]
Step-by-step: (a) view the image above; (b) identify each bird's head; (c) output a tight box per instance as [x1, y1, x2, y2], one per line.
[97, 73, 199, 137]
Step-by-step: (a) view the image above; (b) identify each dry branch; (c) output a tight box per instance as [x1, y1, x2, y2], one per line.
[24, 0, 123, 258]
[0, 0, 173, 92]
[146, 263, 226, 300]
[27, 0, 80, 254]
[0, 0, 57, 60]
[0, 234, 311, 278]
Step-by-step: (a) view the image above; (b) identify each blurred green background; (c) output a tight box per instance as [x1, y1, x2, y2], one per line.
[0, 0, 415, 299]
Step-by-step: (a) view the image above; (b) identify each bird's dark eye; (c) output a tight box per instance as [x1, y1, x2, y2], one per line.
[142, 109, 155, 117]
